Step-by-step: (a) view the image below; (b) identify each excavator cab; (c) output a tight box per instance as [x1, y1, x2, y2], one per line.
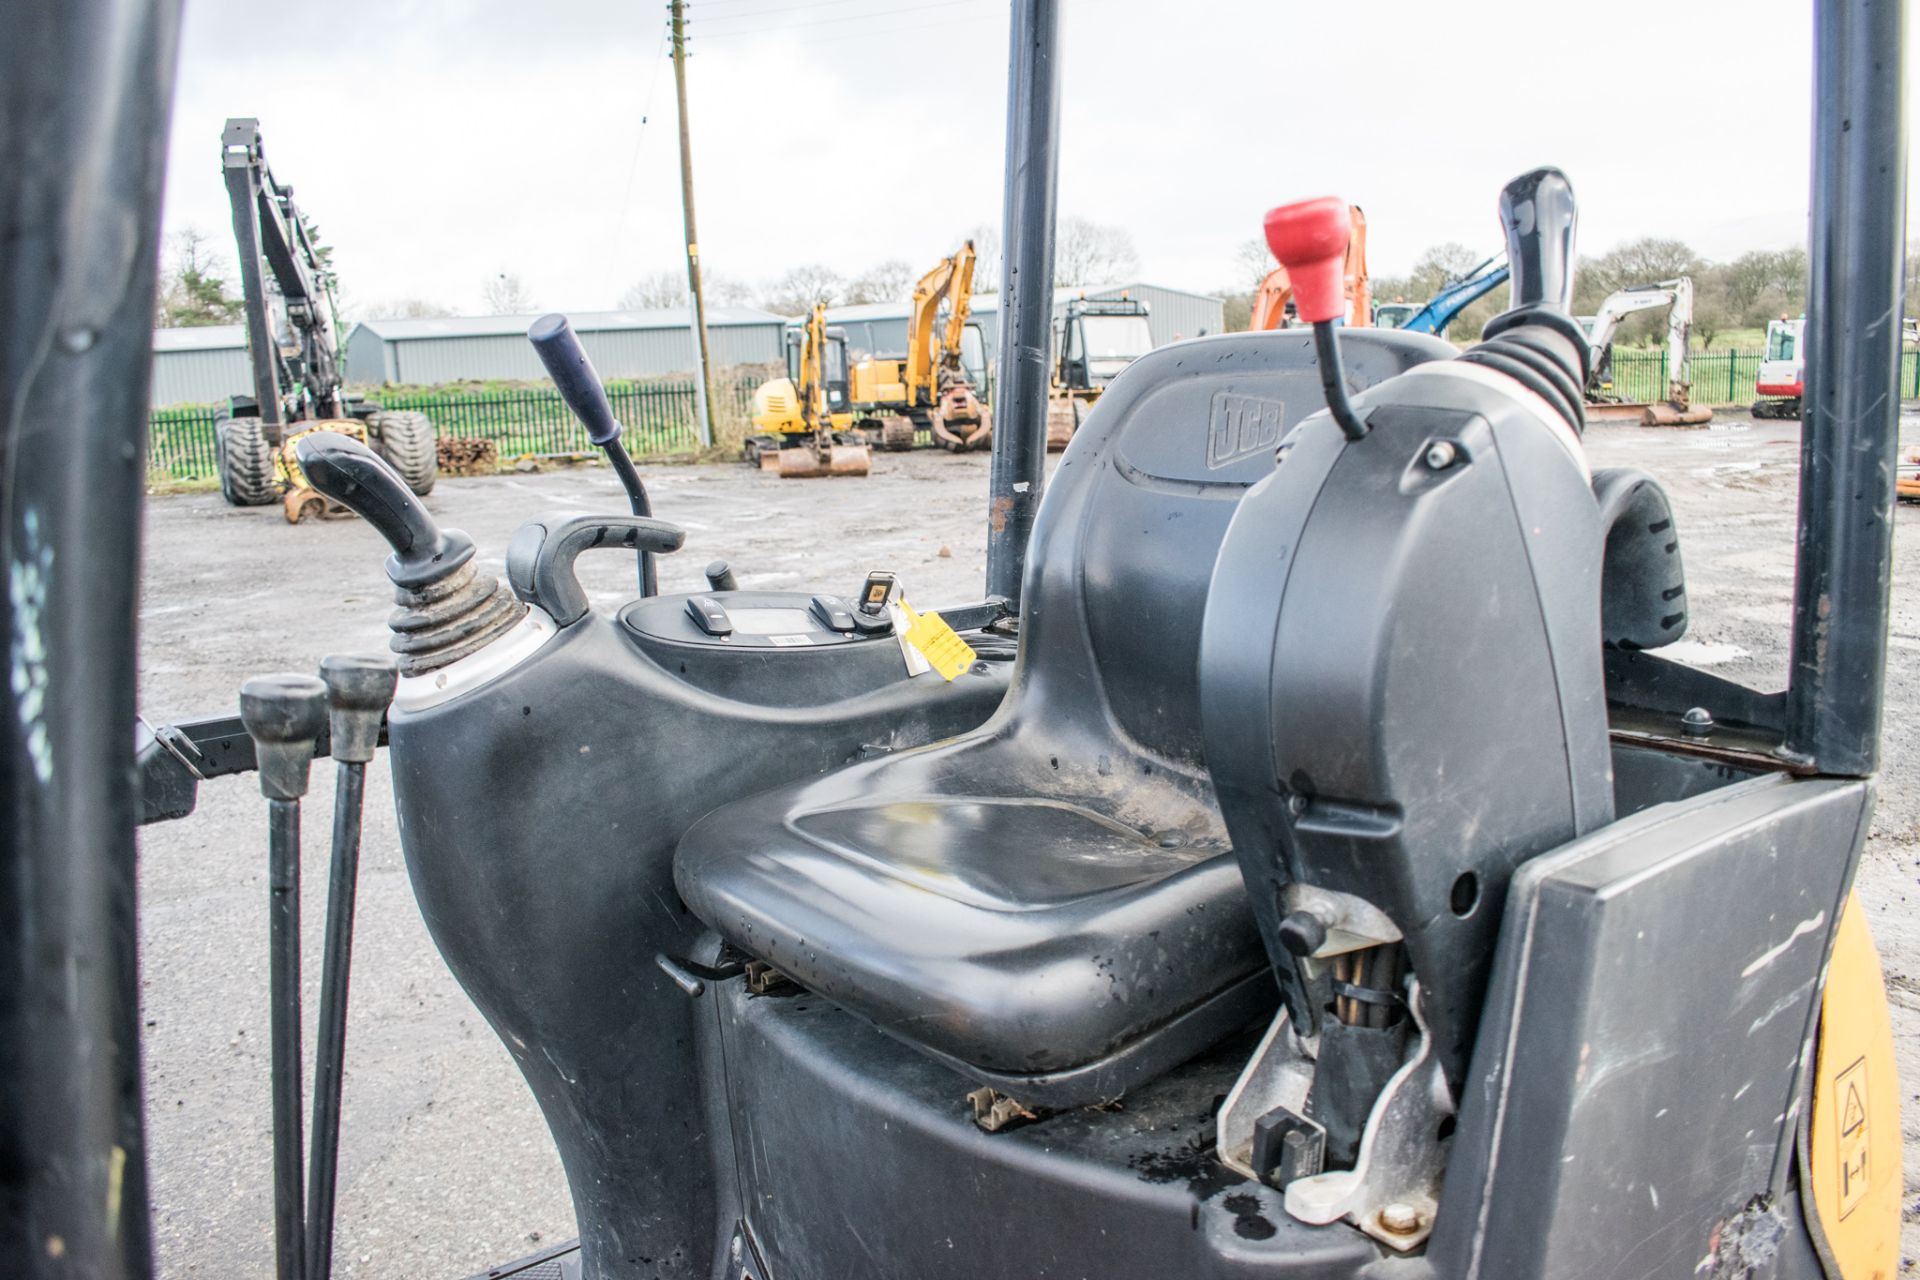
[1054, 296, 1153, 391]
[783, 323, 851, 414]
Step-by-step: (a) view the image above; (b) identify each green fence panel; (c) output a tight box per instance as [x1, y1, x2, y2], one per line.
[148, 406, 223, 479]
[145, 378, 760, 481]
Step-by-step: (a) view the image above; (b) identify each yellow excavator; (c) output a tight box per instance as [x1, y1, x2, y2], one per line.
[848, 241, 992, 451]
[745, 304, 871, 478]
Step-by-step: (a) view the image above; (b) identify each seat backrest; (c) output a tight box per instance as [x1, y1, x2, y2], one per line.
[1007, 328, 1455, 767]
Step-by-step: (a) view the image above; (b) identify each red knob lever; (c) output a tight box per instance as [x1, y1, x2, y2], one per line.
[1263, 196, 1351, 324]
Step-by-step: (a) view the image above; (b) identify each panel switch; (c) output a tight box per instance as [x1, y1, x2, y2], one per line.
[809, 594, 857, 633]
[685, 595, 733, 636]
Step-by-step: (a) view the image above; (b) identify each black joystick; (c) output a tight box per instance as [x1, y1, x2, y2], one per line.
[1464, 166, 1591, 431]
[1496, 167, 1579, 316]
[529, 313, 658, 598]
[294, 432, 525, 675]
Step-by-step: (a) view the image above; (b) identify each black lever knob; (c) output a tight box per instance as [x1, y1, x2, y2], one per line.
[1496, 167, 1578, 315]
[528, 314, 621, 447]
[319, 655, 399, 764]
[240, 673, 330, 800]
[293, 432, 474, 590]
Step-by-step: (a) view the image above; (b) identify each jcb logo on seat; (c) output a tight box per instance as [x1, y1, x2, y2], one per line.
[1208, 392, 1286, 469]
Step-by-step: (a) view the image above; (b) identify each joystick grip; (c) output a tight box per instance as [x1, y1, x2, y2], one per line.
[529, 314, 621, 446]
[293, 432, 475, 590]
[1497, 167, 1578, 314]
[1263, 196, 1351, 324]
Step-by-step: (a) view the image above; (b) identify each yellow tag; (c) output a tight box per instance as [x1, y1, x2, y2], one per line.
[900, 603, 976, 682]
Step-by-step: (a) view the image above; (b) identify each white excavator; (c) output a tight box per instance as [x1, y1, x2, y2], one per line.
[1581, 276, 1711, 425]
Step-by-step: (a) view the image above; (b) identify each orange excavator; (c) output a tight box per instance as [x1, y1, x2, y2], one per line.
[1250, 204, 1369, 329]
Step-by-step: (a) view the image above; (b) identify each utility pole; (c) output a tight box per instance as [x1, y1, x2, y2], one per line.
[669, 0, 716, 446]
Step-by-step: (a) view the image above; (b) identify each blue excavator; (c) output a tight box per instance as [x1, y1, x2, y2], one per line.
[1374, 254, 1510, 336]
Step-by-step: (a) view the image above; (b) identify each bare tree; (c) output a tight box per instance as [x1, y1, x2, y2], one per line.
[620, 270, 687, 310]
[760, 264, 845, 316]
[1236, 237, 1275, 290]
[845, 260, 914, 305]
[1055, 217, 1140, 288]
[363, 297, 455, 320]
[155, 226, 243, 328]
[483, 271, 539, 314]
[703, 271, 755, 307]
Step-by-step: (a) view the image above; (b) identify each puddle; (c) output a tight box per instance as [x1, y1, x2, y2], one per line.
[1653, 638, 1751, 667]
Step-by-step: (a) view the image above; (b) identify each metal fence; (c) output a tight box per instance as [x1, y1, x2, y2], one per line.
[145, 378, 759, 481]
[1606, 348, 1920, 406]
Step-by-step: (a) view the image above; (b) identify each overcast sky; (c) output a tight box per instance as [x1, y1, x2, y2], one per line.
[160, 0, 1918, 315]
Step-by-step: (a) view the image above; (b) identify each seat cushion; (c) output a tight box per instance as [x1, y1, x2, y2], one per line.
[675, 737, 1271, 1105]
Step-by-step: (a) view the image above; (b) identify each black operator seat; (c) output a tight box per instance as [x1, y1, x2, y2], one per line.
[675, 328, 1457, 1108]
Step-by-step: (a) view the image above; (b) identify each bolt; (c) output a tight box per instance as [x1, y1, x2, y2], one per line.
[1424, 441, 1458, 470]
[1681, 706, 1715, 736]
[1378, 1202, 1422, 1236]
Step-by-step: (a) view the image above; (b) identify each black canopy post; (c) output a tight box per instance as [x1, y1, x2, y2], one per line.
[1, 1, 185, 1276]
[1784, 0, 1908, 775]
[985, 0, 1063, 609]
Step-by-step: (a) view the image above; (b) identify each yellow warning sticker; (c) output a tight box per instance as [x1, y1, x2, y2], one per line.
[900, 603, 977, 682]
[1835, 1056, 1870, 1219]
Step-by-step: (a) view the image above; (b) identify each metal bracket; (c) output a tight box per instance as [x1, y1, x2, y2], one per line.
[1282, 979, 1454, 1251]
[1216, 1008, 1322, 1179]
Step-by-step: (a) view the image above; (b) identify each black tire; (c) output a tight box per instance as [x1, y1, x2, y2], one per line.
[215, 416, 278, 507]
[367, 409, 437, 495]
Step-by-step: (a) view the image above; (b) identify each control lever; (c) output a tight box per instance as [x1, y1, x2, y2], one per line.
[528, 313, 658, 597]
[1478, 167, 1591, 389]
[1496, 166, 1579, 315]
[295, 433, 525, 675]
[305, 655, 398, 1280]
[239, 673, 330, 1280]
[294, 432, 474, 590]
[1263, 197, 1368, 442]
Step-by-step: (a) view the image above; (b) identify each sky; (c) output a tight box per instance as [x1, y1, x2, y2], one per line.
[159, 0, 1920, 317]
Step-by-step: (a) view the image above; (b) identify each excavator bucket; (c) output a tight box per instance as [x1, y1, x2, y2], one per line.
[773, 439, 871, 478]
[827, 443, 872, 476]
[1642, 402, 1714, 427]
[775, 447, 828, 478]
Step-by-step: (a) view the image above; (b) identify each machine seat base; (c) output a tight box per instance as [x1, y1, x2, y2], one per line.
[675, 739, 1272, 1108]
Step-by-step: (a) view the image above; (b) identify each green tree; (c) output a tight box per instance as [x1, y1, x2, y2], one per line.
[154, 227, 242, 328]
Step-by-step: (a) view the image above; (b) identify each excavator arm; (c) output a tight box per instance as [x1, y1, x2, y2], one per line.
[1584, 277, 1693, 402]
[903, 241, 976, 396]
[221, 117, 347, 433]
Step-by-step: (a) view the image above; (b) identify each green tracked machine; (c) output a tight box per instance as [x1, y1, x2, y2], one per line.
[3, 1, 1908, 1278]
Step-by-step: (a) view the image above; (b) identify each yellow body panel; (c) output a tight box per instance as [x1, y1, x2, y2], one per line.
[1806, 891, 1901, 1278]
[849, 358, 909, 408]
[277, 421, 370, 523]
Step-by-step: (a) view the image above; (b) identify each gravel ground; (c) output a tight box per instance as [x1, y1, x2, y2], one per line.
[136, 413, 1920, 1276]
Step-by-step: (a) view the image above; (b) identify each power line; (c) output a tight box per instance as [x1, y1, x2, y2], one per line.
[607, 18, 674, 276]
[689, 0, 918, 21]
[691, 0, 992, 40]
[696, 11, 996, 50]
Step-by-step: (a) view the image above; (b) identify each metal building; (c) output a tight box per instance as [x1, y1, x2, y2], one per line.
[150, 324, 252, 407]
[343, 308, 787, 387]
[819, 283, 1224, 362]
